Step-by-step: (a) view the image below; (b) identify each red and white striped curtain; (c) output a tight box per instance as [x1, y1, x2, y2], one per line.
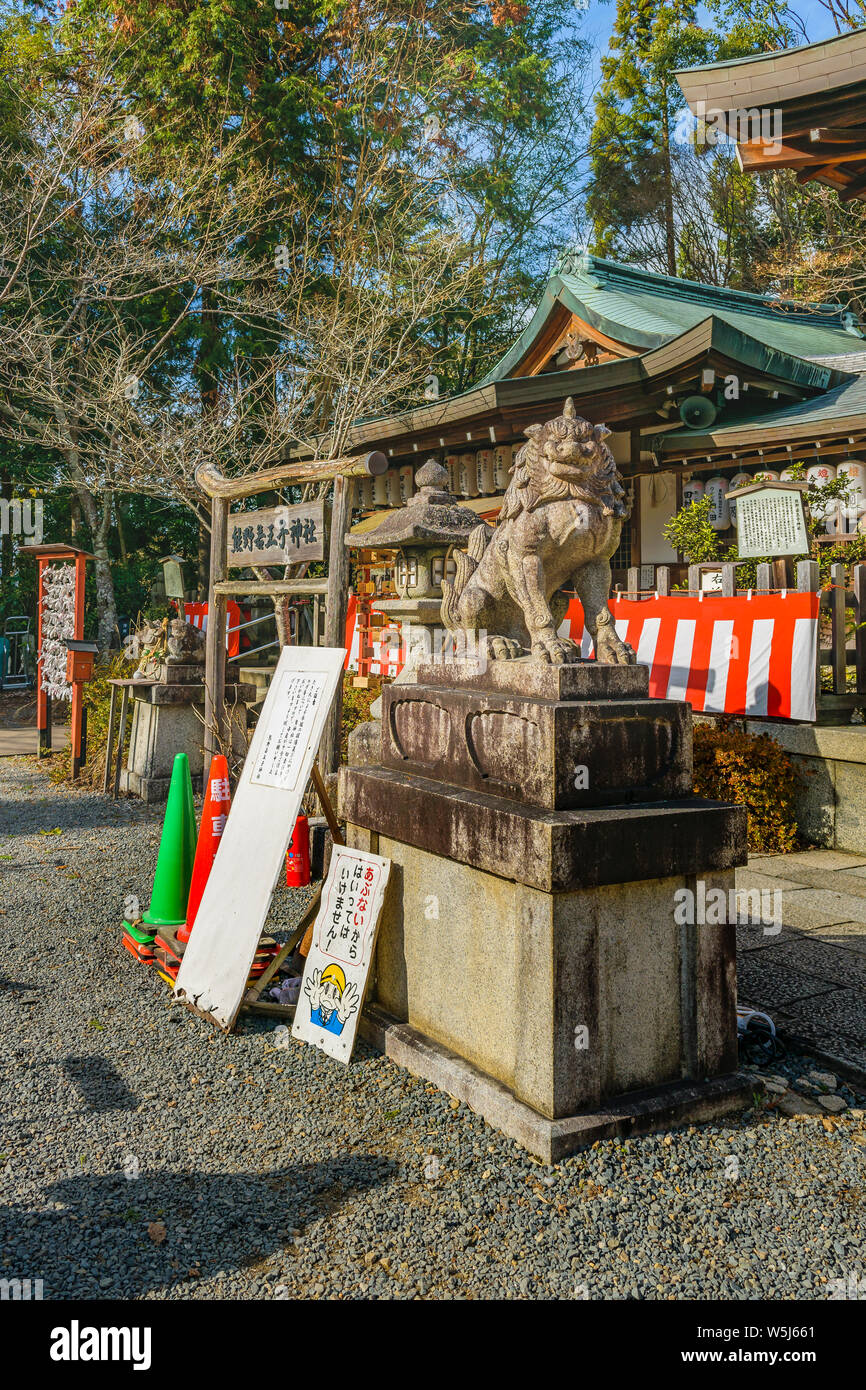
[560, 591, 820, 722]
[343, 590, 820, 722]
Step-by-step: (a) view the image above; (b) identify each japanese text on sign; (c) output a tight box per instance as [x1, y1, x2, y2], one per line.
[321, 855, 384, 966]
[292, 846, 391, 1063]
[736, 488, 808, 559]
[227, 500, 325, 567]
[250, 670, 327, 791]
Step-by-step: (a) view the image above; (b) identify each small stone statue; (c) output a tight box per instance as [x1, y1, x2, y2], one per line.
[130, 616, 205, 677]
[441, 398, 636, 665]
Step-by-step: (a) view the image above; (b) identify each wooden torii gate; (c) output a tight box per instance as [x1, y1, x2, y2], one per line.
[196, 450, 387, 773]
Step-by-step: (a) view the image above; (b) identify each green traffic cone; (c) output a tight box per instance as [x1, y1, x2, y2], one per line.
[141, 753, 198, 929]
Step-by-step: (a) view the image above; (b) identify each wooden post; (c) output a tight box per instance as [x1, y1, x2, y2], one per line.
[70, 681, 83, 781]
[854, 562, 866, 695]
[36, 558, 50, 753]
[756, 563, 772, 593]
[319, 474, 355, 776]
[772, 557, 788, 591]
[721, 563, 736, 597]
[103, 684, 119, 793]
[114, 686, 129, 798]
[831, 561, 847, 694]
[627, 566, 639, 595]
[656, 565, 671, 596]
[69, 552, 87, 780]
[204, 496, 229, 757]
[798, 559, 822, 708]
[687, 564, 700, 596]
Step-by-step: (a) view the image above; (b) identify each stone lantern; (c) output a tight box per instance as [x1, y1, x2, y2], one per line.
[346, 458, 483, 704]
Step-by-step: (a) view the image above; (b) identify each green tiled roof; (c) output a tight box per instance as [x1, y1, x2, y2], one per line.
[663, 369, 866, 452]
[477, 255, 864, 387]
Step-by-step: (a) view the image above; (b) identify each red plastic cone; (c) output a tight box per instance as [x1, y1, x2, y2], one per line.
[177, 754, 231, 944]
[286, 814, 311, 886]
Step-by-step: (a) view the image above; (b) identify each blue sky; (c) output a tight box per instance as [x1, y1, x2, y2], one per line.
[582, 0, 853, 100]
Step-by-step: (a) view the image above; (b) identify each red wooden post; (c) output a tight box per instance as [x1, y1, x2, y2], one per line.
[69, 552, 87, 778]
[36, 557, 50, 753]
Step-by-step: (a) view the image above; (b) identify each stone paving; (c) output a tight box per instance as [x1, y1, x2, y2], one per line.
[736, 849, 866, 1080]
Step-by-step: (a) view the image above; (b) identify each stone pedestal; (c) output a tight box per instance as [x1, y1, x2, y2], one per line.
[339, 659, 753, 1160]
[119, 665, 254, 802]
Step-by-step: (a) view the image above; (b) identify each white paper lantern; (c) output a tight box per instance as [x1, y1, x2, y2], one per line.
[476, 449, 495, 495]
[493, 445, 512, 492]
[727, 472, 752, 530]
[807, 462, 838, 533]
[373, 472, 389, 507]
[444, 454, 460, 494]
[459, 452, 479, 498]
[682, 478, 704, 508]
[386, 470, 402, 508]
[399, 466, 414, 505]
[837, 459, 866, 532]
[705, 476, 730, 530]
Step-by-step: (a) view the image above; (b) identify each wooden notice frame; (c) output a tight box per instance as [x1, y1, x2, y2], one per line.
[174, 644, 346, 1031]
[19, 543, 93, 774]
[728, 480, 809, 559]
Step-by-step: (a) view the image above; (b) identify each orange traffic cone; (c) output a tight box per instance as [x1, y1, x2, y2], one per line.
[177, 754, 231, 944]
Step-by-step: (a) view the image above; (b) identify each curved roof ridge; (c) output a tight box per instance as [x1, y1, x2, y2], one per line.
[570, 253, 850, 325]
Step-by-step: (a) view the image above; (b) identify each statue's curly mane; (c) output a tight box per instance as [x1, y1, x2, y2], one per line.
[499, 398, 629, 522]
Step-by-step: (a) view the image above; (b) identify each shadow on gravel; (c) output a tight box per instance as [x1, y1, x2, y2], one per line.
[0, 976, 38, 993]
[0, 796, 154, 835]
[0, 1156, 396, 1298]
[63, 1057, 139, 1112]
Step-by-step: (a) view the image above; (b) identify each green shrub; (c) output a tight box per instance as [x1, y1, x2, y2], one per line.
[693, 720, 800, 854]
[340, 672, 385, 763]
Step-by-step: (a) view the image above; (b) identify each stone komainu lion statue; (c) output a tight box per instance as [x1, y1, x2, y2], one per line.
[441, 398, 636, 665]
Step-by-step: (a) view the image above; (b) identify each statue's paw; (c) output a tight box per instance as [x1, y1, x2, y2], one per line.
[531, 636, 581, 666]
[595, 631, 636, 666]
[486, 635, 524, 661]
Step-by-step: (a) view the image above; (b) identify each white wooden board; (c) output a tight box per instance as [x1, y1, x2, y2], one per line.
[173, 645, 345, 1030]
[292, 845, 391, 1063]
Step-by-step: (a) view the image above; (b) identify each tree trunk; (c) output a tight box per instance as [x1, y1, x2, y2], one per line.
[78, 486, 117, 649]
[319, 474, 354, 775]
[197, 520, 209, 599]
[0, 469, 12, 587]
[661, 94, 677, 277]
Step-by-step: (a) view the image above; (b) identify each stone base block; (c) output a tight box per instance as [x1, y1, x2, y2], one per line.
[347, 824, 739, 1120]
[360, 1003, 755, 1162]
[744, 720, 866, 853]
[381, 680, 692, 808]
[122, 688, 248, 801]
[341, 766, 746, 892]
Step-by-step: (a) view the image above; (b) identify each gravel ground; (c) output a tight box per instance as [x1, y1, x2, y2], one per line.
[1, 757, 865, 1301]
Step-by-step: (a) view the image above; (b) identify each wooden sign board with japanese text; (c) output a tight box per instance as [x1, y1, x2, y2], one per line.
[174, 644, 345, 1031]
[227, 500, 325, 568]
[292, 845, 391, 1063]
[731, 484, 809, 559]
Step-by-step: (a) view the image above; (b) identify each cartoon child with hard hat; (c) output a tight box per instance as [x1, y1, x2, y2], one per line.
[304, 962, 361, 1036]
